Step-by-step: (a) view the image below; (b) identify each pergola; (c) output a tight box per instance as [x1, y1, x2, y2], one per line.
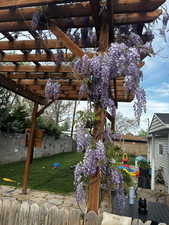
[0, 0, 165, 214]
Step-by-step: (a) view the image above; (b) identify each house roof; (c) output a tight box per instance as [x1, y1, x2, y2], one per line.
[115, 135, 147, 143]
[155, 113, 169, 124]
[149, 113, 169, 134]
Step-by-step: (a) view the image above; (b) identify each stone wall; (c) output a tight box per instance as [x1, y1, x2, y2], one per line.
[0, 132, 75, 164]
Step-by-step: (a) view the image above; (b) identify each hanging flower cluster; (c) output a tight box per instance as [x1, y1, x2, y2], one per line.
[104, 128, 122, 143]
[76, 127, 91, 152]
[74, 30, 154, 124]
[45, 79, 60, 100]
[66, 26, 97, 47]
[160, 12, 169, 41]
[74, 140, 106, 203]
[74, 137, 125, 207]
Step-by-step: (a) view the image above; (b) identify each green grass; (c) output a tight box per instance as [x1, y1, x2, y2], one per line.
[0, 152, 82, 194]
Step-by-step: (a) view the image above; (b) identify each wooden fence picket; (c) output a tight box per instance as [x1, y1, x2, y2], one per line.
[0, 199, 3, 223]
[0, 198, 167, 225]
[84, 211, 100, 225]
[18, 201, 30, 225]
[39, 203, 50, 225]
[29, 203, 40, 225]
[8, 199, 21, 225]
[1, 199, 11, 225]
[68, 208, 81, 225]
[61, 208, 70, 225]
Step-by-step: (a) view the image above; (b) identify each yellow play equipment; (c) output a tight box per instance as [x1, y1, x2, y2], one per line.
[122, 153, 128, 163]
[1, 177, 16, 183]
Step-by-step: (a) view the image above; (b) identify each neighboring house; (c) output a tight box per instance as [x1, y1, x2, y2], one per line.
[115, 135, 148, 156]
[148, 113, 169, 193]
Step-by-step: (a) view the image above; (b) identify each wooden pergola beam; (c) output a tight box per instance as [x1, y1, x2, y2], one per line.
[29, 89, 133, 102]
[0, 53, 77, 62]
[2, 31, 14, 41]
[50, 23, 84, 57]
[0, 74, 47, 104]
[0, 10, 162, 32]
[5, 72, 74, 79]
[0, 39, 94, 51]
[0, 65, 72, 73]
[0, 0, 61, 9]
[58, 94, 133, 102]
[13, 78, 125, 86]
[6, 72, 126, 80]
[0, 0, 164, 21]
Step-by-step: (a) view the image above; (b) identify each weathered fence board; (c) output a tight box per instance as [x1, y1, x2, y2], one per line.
[8, 199, 21, 225]
[68, 208, 81, 225]
[84, 211, 100, 225]
[29, 203, 40, 225]
[18, 201, 30, 225]
[1, 199, 11, 225]
[0, 198, 167, 225]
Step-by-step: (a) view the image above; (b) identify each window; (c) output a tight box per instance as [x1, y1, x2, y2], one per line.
[159, 144, 164, 155]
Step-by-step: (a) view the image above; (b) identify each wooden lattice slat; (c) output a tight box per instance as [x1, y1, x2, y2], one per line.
[0, 10, 161, 32]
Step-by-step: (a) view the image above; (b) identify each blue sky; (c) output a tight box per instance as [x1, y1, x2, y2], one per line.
[118, 3, 169, 131]
[77, 1, 169, 133]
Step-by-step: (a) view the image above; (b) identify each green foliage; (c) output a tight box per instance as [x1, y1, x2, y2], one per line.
[60, 120, 70, 131]
[127, 154, 136, 165]
[0, 107, 11, 131]
[138, 160, 150, 169]
[75, 110, 96, 127]
[121, 169, 133, 188]
[0, 152, 82, 193]
[137, 129, 148, 136]
[37, 116, 61, 138]
[0, 104, 30, 133]
[9, 105, 30, 133]
[105, 143, 123, 162]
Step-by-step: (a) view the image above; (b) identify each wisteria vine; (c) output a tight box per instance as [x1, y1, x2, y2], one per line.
[73, 28, 155, 209]
[73, 29, 154, 123]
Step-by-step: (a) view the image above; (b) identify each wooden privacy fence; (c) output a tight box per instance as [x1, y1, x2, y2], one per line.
[0, 198, 103, 225]
[0, 198, 167, 225]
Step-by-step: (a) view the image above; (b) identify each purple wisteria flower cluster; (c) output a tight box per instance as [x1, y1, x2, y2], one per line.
[74, 136, 126, 207]
[76, 127, 91, 152]
[104, 127, 121, 143]
[45, 79, 60, 100]
[101, 164, 126, 211]
[74, 140, 106, 203]
[73, 30, 154, 124]
[66, 27, 97, 47]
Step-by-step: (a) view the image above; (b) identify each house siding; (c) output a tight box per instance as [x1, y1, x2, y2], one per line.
[154, 137, 169, 185]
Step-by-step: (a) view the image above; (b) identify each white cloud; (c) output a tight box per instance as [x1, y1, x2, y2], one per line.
[118, 99, 169, 131]
[146, 82, 169, 97]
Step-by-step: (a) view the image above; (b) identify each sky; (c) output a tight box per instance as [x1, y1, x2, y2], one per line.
[118, 2, 169, 132]
[76, 1, 169, 134]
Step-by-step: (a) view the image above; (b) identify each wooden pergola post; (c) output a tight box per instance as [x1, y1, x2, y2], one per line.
[87, 105, 105, 213]
[22, 102, 38, 194]
[87, 3, 110, 213]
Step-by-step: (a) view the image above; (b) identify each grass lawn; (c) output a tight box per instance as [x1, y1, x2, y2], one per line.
[0, 152, 82, 194]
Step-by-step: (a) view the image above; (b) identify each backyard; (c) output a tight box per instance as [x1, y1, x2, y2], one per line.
[0, 151, 136, 193]
[0, 152, 82, 194]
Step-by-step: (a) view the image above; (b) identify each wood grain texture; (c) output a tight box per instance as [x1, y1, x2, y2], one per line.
[0, 10, 162, 32]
